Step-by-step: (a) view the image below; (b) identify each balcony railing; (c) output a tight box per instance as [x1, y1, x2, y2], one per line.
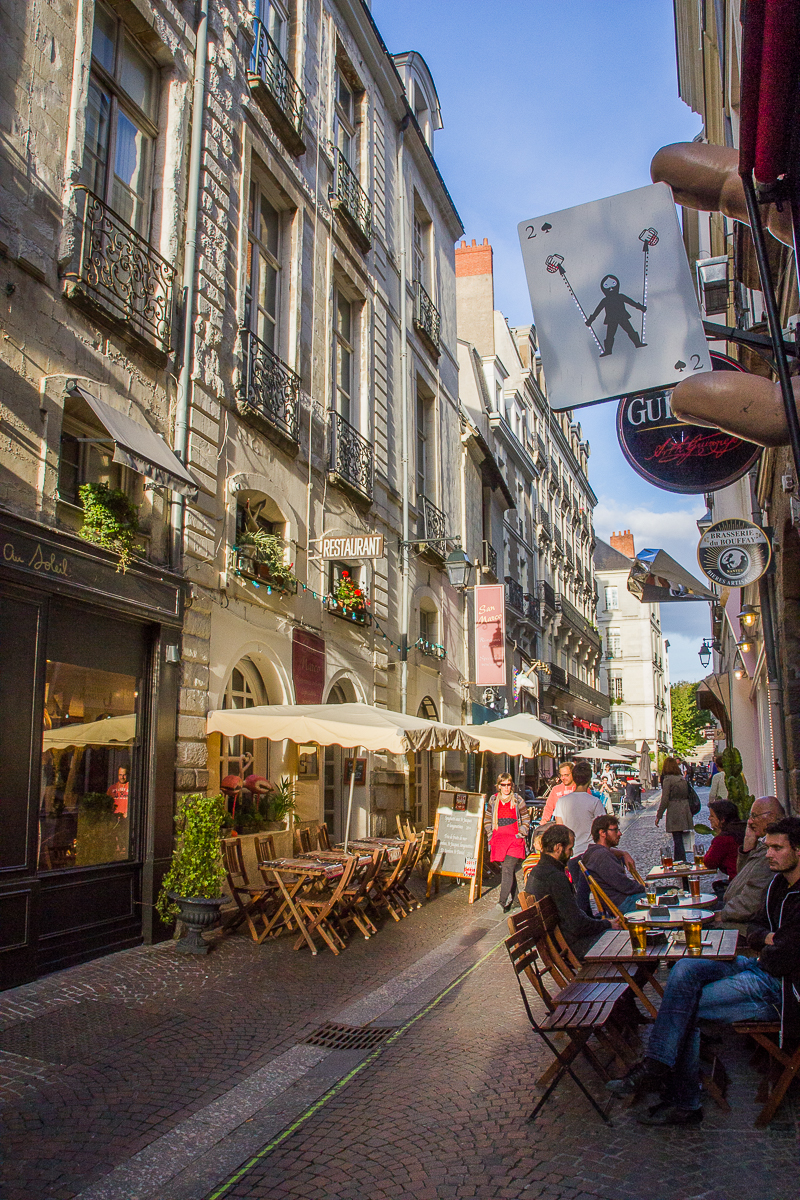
[568, 673, 611, 714]
[555, 592, 602, 649]
[538, 579, 556, 613]
[505, 576, 524, 613]
[548, 462, 559, 492]
[537, 661, 568, 690]
[249, 22, 306, 154]
[536, 505, 551, 539]
[419, 495, 446, 555]
[482, 539, 498, 579]
[536, 435, 547, 465]
[565, 544, 574, 568]
[238, 328, 301, 445]
[413, 279, 441, 355]
[553, 528, 564, 554]
[523, 593, 540, 625]
[332, 149, 372, 249]
[329, 411, 373, 501]
[64, 186, 175, 356]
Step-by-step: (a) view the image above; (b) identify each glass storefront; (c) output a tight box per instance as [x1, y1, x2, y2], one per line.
[39, 663, 138, 871]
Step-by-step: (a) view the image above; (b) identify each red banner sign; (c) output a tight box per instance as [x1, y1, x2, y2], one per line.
[475, 584, 506, 685]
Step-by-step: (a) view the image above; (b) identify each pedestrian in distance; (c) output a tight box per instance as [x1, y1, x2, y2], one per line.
[539, 760, 576, 825]
[607, 817, 800, 1127]
[483, 773, 530, 913]
[655, 756, 694, 863]
[708, 755, 728, 801]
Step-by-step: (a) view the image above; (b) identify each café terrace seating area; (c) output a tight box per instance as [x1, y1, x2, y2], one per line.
[220, 817, 433, 957]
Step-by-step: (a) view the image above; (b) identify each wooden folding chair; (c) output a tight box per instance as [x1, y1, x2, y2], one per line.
[732, 1021, 800, 1126]
[579, 861, 630, 928]
[221, 837, 279, 943]
[338, 849, 385, 939]
[255, 833, 277, 861]
[296, 826, 313, 854]
[504, 924, 619, 1124]
[392, 837, 425, 912]
[629, 864, 648, 890]
[317, 822, 332, 851]
[369, 839, 416, 921]
[294, 856, 359, 954]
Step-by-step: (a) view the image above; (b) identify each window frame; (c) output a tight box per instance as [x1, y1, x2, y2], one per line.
[83, 1, 159, 237]
[245, 177, 284, 357]
[57, 405, 135, 509]
[334, 65, 356, 169]
[604, 585, 619, 610]
[333, 287, 356, 424]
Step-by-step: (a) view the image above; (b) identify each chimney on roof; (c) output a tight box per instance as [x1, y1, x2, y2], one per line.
[455, 237, 495, 356]
[455, 236, 493, 278]
[610, 530, 635, 559]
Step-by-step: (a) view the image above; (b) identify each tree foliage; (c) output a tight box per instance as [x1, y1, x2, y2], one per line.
[670, 680, 712, 757]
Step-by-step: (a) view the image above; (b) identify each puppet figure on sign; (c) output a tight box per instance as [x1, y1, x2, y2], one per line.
[586, 275, 646, 356]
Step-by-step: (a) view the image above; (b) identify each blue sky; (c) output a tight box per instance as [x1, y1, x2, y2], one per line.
[373, 0, 710, 682]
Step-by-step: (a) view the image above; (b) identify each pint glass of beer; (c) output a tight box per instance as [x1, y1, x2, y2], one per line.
[689, 877, 701, 901]
[683, 919, 703, 956]
[646, 888, 658, 907]
[629, 921, 648, 955]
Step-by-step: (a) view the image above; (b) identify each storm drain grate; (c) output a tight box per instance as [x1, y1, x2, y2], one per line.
[302, 1022, 396, 1050]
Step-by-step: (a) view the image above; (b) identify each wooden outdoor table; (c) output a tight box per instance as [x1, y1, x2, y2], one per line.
[584, 927, 739, 1017]
[258, 858, 343, 954]
[299, 850, 373, 867]
[646, 863, 716, 880]
[335, 840, 403, 862]
[635, 906, 717, 928]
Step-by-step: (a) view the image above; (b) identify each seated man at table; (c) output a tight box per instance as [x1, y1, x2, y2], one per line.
[607, 817, 800, 1126]
[581, 815, 645, 914]
[714, 795, 785, 932]
[525, 824, 619, 958]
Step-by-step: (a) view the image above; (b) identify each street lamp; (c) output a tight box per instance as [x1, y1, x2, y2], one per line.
[698, 639, 713, 669]
[444, 548, 473, 591]
[736, 636, 754, 654]
[738, 604, 759, 628]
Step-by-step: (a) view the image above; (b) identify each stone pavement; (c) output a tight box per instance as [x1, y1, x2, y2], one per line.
[1, 792, 797, 1200]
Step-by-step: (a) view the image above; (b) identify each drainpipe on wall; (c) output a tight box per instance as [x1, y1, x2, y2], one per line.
[398, 117, 410, 714]
[170, 0, 210, 570]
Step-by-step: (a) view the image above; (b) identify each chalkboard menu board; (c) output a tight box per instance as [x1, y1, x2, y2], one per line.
[426, 791, 485, 903]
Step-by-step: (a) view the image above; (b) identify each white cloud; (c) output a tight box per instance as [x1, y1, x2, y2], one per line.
[593, 497, 705, 573]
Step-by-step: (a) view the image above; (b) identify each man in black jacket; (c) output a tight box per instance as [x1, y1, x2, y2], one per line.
[524, 823, 618, 958]
[607, 817, 800, 1126]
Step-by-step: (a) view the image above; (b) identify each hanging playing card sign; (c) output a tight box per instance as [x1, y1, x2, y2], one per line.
[697, 519, 771, 587]
[616, 352, 762, 494]
[518, 183, 711, 411]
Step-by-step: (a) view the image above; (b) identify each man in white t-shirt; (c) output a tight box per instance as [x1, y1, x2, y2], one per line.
[553, 760, 607, 914]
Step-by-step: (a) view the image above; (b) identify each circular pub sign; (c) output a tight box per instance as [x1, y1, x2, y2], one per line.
[697, 518, 771, 588]
[616, 351, 762, 494]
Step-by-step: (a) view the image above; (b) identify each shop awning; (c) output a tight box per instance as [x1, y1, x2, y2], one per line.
[574, 746, 636, 763]
[739, 0, 800, 186]
[43, 713, 137, 749]
[627, 548, 716, 604]
[67, 383, 199, 499]
[697, 673, 730, 732]
[206, 703, 479, 755]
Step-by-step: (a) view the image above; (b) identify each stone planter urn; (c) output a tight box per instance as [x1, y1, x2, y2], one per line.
[170, 894, 225, 955]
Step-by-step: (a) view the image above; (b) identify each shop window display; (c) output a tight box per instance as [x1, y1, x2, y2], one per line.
[39, 662, 137, 870]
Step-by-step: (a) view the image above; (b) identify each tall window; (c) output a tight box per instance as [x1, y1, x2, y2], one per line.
[333, 291, 354, 422]
[82, 1, 158, 235]
[610, 675, 623, 700]
[220, 661, 266, 783]
[257, 0, 287, 52]
[416, 387, 433, 499]
[246, 182, 281, 353]
[419, 608, 437, 645]
[412, 211, 429, 286]
[607, 628, 621, 658]
[610, 710, 625, 737]
[604, 585, 619, 610]
[334, 67, 355, 167]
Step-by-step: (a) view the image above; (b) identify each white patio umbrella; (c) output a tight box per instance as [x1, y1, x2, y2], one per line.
[485, 713, 576, 747]
[43, 713, 137, 749]
[206, 703, 479, 850]
[639, 741, 653, 788]
[573, 746, 637, 763]
[463, 724, 555, 757]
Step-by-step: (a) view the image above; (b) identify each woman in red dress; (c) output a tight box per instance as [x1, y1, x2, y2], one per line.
[483, 773, 530, 912]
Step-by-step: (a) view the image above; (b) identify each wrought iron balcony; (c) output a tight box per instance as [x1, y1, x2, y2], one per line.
[482, 539, 498, 579]
[538, 579, 556, 613]
[536, 505, 551, 539]
[505, 575, 524, 613]
[555, 591, 601, 649]
[548, 462, 559, 492]
[568, 673, 611, 715]
[238, 328, 301, 446]
[329, 411, 373, 502]
[536, 435, 547, 465]
[553, 528, 564, 554]
[64, 186, 175, 356]
[248, 22, 306, 154]
[332, 149, 372, 250]
[524, 593, 540, 625]
[419, 495, 446, 555]
[324, 595, 372, 627]
[537, 661, 568, 691]
[413, 280, 441, 356]
[565, 544, 574, 568]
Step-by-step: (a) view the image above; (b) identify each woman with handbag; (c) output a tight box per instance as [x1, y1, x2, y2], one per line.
[654, 757, 697, 862]
[483, 773, 530, 912]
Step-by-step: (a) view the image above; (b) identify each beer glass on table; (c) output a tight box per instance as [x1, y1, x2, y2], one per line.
[683, 919, 703, 956]
[629, 920, 648, 955]
[661, 842, 673, 870]
[646, 887, 658, 907]
[689, 876, 701, 901]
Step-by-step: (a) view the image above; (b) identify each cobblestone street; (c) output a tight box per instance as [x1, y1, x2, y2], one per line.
[1, 791, 797, 1200]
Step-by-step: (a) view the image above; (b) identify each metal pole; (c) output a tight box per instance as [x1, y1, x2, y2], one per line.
[342, 745, 360, 853]
[740, 173, 800, 482]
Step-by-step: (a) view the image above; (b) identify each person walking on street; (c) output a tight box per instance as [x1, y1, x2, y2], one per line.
[553, 760, 607, 914]
[708, 756, 728, 801]
[655, 756, 694, 862]
[539, 761, 576, 825]
[484, 773, 530, 912]
[607, 817, 800, 1126]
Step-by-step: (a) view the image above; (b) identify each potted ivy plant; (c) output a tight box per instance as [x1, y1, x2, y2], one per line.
[156, 792, 227, 954]
[235, 529, 297, 593]
[78, 482, 140, 573]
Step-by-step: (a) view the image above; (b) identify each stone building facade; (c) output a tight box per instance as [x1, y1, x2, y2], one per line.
[0, 0, 467, 983]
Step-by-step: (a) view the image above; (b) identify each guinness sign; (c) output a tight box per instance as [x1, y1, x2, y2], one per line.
[698, 518, 771, 587]
[616, 352, 761, 494]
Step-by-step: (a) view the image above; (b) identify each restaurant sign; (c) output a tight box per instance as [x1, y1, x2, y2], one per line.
[697, 518, 772, 587]
[320, 534, 384, 560]
[474, 583, 505, 686]
[616, 352, 761, 494]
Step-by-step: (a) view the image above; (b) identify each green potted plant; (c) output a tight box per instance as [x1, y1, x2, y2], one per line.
[156, 792, 227, 954]
[78, 482, 140, 573]
[234, 530, 297, 593]
[266, 775, 298, 828]
[328, 570, 370, 622]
